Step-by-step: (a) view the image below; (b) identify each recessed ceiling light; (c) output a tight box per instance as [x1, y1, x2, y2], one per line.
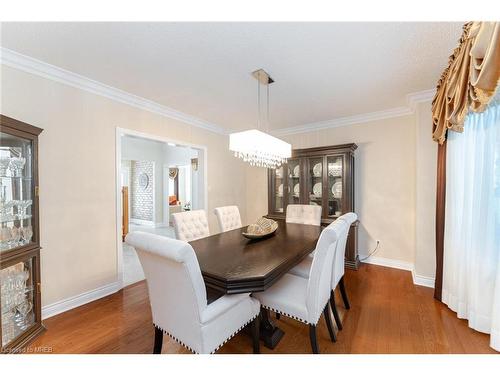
[168, 142, 176, 147]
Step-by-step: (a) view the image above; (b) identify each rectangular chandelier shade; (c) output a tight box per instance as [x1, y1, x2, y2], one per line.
[229, 129, 292, 168]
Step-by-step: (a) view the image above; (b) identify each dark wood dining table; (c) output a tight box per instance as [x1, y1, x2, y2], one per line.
[189, 219, 322, 349]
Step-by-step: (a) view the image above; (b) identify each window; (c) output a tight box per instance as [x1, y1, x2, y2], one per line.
[443, 101, 500, 351]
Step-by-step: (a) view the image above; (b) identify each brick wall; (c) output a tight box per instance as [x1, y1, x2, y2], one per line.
[130, 160, 154, 221]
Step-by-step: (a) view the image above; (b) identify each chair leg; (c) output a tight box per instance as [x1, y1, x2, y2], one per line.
[275, 312, 281, 320]
[153, 326, 163, 354]
[308, 324, 319, 354]
[251, 315, 260, 354]
[323, 302, 337, 343]
[339, 276, 351, 310]
[330, 289, 343, 330]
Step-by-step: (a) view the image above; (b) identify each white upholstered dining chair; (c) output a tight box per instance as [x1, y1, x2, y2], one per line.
[214, 205, 242, 232]
[125, 231, 261, 354]
[253, 219, 346, 353]
[288, 212, 357, 331]
[172, 209, 210, 242]
[286, 204, 322, 226]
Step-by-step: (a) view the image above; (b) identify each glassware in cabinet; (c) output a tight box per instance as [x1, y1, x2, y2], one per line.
[1, 257, 37, 348]
[0, 132, 35, 253]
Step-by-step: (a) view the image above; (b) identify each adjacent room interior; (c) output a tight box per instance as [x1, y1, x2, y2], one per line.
[119, 132, 205, 286]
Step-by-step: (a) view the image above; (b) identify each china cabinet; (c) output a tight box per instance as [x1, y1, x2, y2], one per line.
[267, 144, 359, 269]
[0, 115, 44, 353]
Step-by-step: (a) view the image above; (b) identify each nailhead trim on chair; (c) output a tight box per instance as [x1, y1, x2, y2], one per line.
[211, 312, 259, 353]
[154, 324, 197, 353]
[260, 301, 329, 326]
[154, 312, 259, 354]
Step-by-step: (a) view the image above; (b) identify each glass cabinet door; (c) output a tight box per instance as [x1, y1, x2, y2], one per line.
[306, 157, 323, 208]
[1, 257, 37, 348]
[327, 155, 344, 217]
[272, 166, 285, 214]
[0, 132, 35, 253]
[287, 159, 301, 206]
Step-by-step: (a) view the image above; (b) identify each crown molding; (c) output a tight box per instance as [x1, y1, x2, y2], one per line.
[272, 106, 413, 136]
[272, 88, 436, 136]
[406, 88, 436, 111]
[0, 47, 227, 135]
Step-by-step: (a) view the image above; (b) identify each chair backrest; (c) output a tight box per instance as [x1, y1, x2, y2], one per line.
[305, 219, 348, 322]
[331, 212, 358, 288]
[172, 209, 210, 241]
[286, 204, 322, 226]
[125, 231, 207, 343]
[214, 205, 242, 232]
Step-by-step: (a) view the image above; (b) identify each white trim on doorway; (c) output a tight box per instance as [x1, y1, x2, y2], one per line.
[163, 164, 170, 227]
[115, 127, 209, 290]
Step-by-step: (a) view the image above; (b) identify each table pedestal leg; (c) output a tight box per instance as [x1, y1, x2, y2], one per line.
[259, 307, 285, 349]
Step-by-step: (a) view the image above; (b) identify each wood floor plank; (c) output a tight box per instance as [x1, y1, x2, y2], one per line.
[26, 264, 497, 354]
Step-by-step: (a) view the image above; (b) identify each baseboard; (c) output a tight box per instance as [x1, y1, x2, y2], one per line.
[129, 220, 168, 228]
[411, 270, 436, 288]
[130, 219, 155, 227]
[360, 255, 413, 271]
[41, 281, 120, 320]
[360, 255, 435, 288]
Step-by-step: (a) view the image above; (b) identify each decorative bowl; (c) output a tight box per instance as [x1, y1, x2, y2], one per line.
[242, 217, 278, 239]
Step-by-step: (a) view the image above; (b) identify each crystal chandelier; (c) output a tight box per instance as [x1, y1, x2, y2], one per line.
[229, 69, 291, 169]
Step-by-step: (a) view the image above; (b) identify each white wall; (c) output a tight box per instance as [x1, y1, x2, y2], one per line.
[163, 144, 197, 166]
[415, 101, 437, 279]
[277, 116, 417, 264]
[0, 64, 248, 309]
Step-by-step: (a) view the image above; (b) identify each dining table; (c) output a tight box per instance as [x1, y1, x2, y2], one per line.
[189, 219, 322, 349]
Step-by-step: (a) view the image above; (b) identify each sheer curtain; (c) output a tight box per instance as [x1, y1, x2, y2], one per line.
[442, 101, 500, 351]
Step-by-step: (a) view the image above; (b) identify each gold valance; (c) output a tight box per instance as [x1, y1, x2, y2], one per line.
[432, 22, 500, 144]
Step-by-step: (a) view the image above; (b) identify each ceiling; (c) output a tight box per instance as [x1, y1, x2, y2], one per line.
[0, 22, 463, 132]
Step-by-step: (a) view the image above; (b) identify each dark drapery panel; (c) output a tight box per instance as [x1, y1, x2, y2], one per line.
[434, 141, 447, 301]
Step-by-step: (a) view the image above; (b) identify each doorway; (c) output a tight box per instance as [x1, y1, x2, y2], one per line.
[116, 128, 207, 288]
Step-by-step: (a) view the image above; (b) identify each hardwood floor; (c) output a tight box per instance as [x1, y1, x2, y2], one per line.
[27, 264, 496, 354]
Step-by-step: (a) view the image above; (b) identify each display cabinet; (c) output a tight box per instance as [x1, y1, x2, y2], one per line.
[268, 144, 359, 269]
[0, 115, 44, 353]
